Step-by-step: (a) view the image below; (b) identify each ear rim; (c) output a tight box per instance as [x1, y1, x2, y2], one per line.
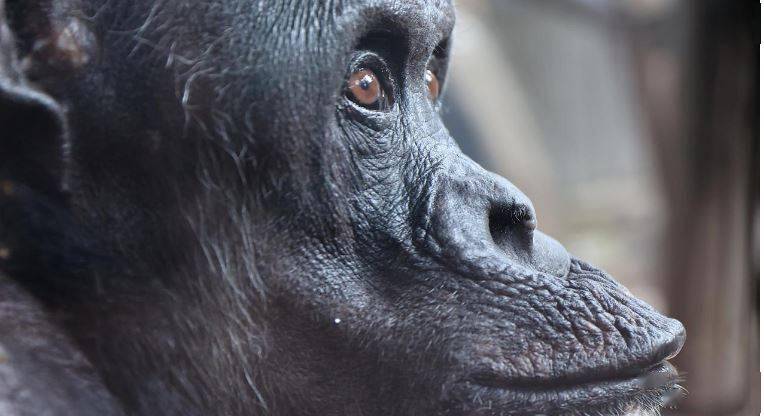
[0, 0, 69, 197]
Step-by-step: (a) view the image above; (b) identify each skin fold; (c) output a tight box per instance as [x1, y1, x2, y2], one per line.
[0, 0, 684, 415]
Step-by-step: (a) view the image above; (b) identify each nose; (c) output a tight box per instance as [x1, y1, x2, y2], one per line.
[422, 157, 570, 277]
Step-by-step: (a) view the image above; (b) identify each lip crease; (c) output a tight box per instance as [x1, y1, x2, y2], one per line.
[467, 361, 679, 393]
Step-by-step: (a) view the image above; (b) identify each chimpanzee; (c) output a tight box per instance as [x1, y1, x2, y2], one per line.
[0, 0, 684, 415]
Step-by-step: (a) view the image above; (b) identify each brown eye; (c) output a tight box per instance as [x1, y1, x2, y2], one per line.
[425, 69, 440, 102]
[346, 68, 388, 110]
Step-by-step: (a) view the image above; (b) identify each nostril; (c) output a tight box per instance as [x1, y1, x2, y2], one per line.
[488, 204, 535, 249]
[520, 213, 537, 232]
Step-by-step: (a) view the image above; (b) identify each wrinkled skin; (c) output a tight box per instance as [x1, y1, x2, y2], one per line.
[0, 0, 684, 415]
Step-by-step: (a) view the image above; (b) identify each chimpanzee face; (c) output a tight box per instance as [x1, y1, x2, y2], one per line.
[2, 0, 684, 415]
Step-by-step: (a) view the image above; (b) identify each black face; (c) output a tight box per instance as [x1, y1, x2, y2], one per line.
[1, 0, 684, 415]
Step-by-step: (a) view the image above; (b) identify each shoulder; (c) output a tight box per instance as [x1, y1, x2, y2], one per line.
[0, 276, 124, 416]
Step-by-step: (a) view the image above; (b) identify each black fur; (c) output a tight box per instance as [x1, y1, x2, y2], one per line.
[0, 1, 684, 415]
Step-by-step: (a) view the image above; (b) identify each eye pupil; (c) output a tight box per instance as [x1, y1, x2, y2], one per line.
[359, 74, 373, 90]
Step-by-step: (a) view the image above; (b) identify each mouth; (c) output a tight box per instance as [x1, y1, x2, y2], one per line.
[456, 361, 683, 415]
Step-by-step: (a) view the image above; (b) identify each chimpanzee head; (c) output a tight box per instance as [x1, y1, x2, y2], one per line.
[1, 0, 684, 415]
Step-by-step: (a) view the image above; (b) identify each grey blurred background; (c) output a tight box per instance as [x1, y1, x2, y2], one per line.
[441, 1, 758, 415]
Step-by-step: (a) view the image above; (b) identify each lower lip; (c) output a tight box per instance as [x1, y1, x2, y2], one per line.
[459, 361, 681, 413]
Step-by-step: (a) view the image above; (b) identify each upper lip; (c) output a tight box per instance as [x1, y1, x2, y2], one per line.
[468, 323, 686, 392]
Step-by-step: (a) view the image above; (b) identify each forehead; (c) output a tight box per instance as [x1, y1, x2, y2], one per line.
[259, 0, 456, 44]
[342, 0, 456, 30]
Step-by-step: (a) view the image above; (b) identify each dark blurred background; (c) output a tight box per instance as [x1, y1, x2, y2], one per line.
[441, 1, 759, 415]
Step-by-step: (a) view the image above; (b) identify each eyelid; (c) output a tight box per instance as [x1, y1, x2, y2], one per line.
[433, 37, 451, 60]
[350, 52, 394, 87]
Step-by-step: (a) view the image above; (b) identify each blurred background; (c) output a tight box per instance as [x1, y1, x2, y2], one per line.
[441, 1, 759, 415]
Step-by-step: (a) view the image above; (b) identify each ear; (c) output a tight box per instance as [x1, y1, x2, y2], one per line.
[0, 0, 94, 197]
[0, 6, 123, 414]
[0, 0, 98, 279]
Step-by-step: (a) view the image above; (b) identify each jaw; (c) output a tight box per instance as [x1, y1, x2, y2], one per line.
[263, 256, 686, 416]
